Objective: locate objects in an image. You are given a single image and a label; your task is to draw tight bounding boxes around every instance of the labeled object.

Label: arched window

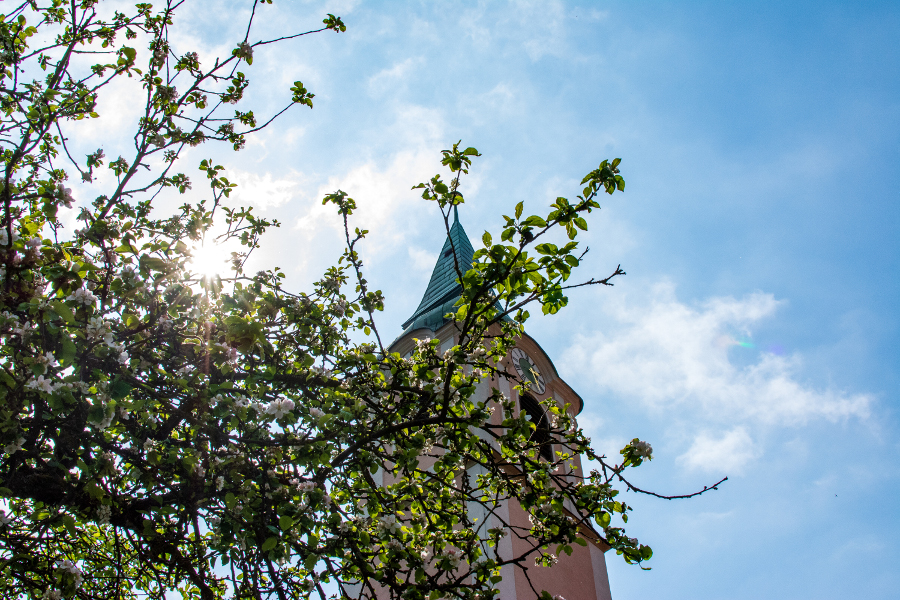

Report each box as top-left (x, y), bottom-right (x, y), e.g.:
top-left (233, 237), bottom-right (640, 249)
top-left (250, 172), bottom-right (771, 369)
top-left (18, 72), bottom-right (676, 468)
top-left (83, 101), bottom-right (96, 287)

top-left (519, 394), bottom-right (552, 461)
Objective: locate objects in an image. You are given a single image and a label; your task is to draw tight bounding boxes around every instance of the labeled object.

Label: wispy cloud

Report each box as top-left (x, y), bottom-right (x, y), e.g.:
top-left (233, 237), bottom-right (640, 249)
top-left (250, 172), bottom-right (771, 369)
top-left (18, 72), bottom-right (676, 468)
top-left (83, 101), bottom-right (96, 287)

top-left (677, 427), bottom-right (760, 474)
top-left (566, 281), bottom-right (871, 425)
top-left (228, 169), bottom-right (308, 210)
top-left (563, 280), bottom-right (873, 473)
top-left (368, 58), bottom-right (421, 97)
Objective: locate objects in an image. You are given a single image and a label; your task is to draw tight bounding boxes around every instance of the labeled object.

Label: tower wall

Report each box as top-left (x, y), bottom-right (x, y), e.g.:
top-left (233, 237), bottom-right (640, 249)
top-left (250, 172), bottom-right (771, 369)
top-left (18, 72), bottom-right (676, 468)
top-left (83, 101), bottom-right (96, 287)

top-left (388, 322), bottom-right (613, 600)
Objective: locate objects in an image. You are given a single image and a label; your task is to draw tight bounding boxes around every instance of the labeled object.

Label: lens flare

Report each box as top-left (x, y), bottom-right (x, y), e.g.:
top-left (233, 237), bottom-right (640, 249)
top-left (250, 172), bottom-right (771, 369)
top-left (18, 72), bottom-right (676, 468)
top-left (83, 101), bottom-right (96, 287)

top-left (188, 242), bottom-right (227, 279)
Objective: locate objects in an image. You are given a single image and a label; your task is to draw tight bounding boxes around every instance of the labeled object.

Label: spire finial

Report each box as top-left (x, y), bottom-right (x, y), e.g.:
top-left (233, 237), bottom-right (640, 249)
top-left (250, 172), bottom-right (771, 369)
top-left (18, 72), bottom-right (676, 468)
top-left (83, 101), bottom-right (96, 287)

top-left (453, 205), bottom-right (459, 223)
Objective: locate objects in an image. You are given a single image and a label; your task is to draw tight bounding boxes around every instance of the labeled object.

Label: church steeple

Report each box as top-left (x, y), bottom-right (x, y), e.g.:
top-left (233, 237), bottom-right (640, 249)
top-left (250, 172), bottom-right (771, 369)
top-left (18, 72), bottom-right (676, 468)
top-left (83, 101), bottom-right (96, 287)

top-left (401, 209), bottom-right (474, 333)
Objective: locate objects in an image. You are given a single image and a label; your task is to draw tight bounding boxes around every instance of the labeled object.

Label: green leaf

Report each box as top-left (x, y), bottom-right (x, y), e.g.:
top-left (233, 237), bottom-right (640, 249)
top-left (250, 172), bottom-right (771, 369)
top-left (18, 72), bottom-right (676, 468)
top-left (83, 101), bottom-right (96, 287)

top-left (515, 201), bottom-right (523, 219)
top-left (109, 378), bottom-right (132, 401)
top-left (482, 231), bottom-right (491, 247)
top-left (59, 335), bottom-right (76, 365)
top-left (62, 514), bottom-right (77, 536)
top-left (523, 215), bottom-right (547, 228)
top-left (279, 515), bottom-right (293, 530)
top-left (261, 536), bottom-right (278, 552)
top-left (51, 300), bottom-right (74, 323)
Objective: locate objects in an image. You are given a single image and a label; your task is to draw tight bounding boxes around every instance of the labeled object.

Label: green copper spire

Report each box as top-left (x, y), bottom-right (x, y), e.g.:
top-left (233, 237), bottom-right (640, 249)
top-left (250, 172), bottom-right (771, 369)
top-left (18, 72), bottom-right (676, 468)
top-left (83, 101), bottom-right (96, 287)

top-left (401, 210), bottom-right (474, 332)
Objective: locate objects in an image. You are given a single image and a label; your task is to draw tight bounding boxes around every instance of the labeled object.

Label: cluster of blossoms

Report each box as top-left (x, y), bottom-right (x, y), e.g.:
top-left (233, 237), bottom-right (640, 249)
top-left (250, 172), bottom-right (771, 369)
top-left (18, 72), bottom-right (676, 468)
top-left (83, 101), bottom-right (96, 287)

top-left (632, 440), bottom-right (653, 459)
top-left (438, 547), bottom-right (463, 569)
top-left (378, 514), bottom-right (401, 535)
top-left (265, 398), bottom-right (295, 419)
top-left (96, 505), bottom-right (111, 525)
top-left (26, 376), bottom-right (56, 394)
top-left (295, 481), bottom-right (317, 493)
top-left (67, 287), bottom-right (98, 307)
top-left (235, 41), bottom-right (253, 62)
top-left (213, 341), bottom-right (238, 364)
top-left (158, 315), bottom-right (173, 330)
top-left (0, 228), bottom-right (20, 246)
top-left (57, 559), bottom-right (83, 587)
top-left (467, 345), bottom-right (487, 361)
top-left (9, 318), bottom-right (34, 338)
top-left (308, 407), bottom-right (325, 419)
top-left (86, 316), bottom-right (112, 343)
top-left (56, 183), bottom-right (74, 208)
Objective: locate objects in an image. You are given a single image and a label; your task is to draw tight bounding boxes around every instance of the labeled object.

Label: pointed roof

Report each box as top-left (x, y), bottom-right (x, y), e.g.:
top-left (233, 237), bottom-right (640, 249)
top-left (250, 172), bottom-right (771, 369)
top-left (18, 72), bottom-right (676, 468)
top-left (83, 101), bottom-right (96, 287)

top-left (401, 208), bottom-right (475, 332)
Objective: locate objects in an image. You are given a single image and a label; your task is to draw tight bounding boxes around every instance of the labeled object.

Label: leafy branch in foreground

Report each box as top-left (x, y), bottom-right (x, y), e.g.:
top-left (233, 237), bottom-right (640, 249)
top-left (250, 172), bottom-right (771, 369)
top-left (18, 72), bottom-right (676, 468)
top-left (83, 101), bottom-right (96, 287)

top-left (0, 3), bottom-right (722, 600)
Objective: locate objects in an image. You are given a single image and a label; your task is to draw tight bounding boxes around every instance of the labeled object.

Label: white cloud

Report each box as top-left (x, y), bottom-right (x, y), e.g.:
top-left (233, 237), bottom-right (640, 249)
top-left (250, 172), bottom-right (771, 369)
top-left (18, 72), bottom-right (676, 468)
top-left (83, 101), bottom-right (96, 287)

top-left (368, 58), bottom-right (421, 97)
top-left (565, 281), bottom-right (872, 426)
top-left (294, 145), bottom-right (439, 255)
top-left (408, 247), bottom-right (437, 274)
top-left (293, 103), bottom-right (458, 255)
top-left (228, 169), bottom-right (307, 210)
top-left (678, 427), bottom-right (760, 474)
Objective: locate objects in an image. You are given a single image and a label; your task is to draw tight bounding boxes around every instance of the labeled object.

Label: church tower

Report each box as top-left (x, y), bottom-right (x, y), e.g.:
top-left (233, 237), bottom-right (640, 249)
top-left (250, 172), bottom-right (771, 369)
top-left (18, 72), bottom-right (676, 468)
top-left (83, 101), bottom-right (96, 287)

top-left (389, 211), bottom-right (614, 600)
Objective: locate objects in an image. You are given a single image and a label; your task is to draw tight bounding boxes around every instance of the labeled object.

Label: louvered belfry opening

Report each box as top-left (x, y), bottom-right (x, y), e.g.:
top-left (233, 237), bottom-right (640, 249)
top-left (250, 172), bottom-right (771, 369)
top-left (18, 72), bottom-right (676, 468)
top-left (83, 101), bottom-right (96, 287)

top-left (519, 394), bottom-right (552, 461)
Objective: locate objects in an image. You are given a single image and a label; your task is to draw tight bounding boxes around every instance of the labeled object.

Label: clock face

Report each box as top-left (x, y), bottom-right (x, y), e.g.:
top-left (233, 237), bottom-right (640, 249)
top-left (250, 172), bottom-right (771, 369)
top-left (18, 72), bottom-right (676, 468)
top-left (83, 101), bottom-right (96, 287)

top-left (510, 348), bottom-right (546, 394)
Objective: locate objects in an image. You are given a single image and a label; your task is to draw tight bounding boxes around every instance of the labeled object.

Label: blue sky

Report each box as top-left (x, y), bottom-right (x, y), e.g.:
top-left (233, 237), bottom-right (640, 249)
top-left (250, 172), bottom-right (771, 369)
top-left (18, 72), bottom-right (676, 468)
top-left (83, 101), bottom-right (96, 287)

top-left (65, 1), bottom-right (899, 598)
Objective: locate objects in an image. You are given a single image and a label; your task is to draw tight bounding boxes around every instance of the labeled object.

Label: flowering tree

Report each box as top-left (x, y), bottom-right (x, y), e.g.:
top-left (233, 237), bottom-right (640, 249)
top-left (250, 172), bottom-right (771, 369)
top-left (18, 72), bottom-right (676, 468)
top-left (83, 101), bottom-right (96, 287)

top-left (0, 2), bottom-right (726, 600)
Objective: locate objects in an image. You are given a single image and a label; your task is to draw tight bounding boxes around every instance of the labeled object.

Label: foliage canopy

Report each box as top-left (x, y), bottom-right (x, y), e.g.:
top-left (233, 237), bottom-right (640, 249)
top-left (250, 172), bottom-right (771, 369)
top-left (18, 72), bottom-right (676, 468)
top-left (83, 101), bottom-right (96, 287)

top-left (0, 2), bottom-right (722, 600)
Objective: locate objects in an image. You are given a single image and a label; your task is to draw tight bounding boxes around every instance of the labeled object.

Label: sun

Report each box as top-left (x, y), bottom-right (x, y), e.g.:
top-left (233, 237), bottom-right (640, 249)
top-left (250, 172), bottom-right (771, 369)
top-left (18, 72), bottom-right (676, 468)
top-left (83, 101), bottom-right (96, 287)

top-left (188, 241), bottom-right (228, 279)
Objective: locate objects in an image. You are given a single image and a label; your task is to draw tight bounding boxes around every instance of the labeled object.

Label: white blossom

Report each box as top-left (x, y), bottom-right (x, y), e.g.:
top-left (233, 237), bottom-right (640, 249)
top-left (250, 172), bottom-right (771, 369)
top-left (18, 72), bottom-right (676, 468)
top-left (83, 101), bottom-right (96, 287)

top-left (97, 504), bottom-right (112, 525)
top-left (632, 440), bottom-right (653, 459)
top-left (265, 398), bottom-right (295, 419)
top-left (378, 514), bottom-right (400, 534)
top-left (56, 183), bottom-right (74, 208)
top-left (235, 41), bottom-right (253, 61)
top-left (67, 287), bottom-right (97, 306)
top-left (216, 476), bottom-right (225, 491)
top-left (440, 547), bottom-right (462, 568)
top-left (0, 228), bottom-right (19, 246)
top-left (88, 409), bottom-right (114, 430)
top-left (26, 376), bottom-right (55, 394)
top-left (12, 321), bottom-right (34, 337)
top-left (86, 316), bottom-right (111, 339)
top-left (0, 510), bottom-right (11, 525)
top-left (308, 407), bottom-right (325, 419)
top-left (42, 590), bottom-right (62, 600)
